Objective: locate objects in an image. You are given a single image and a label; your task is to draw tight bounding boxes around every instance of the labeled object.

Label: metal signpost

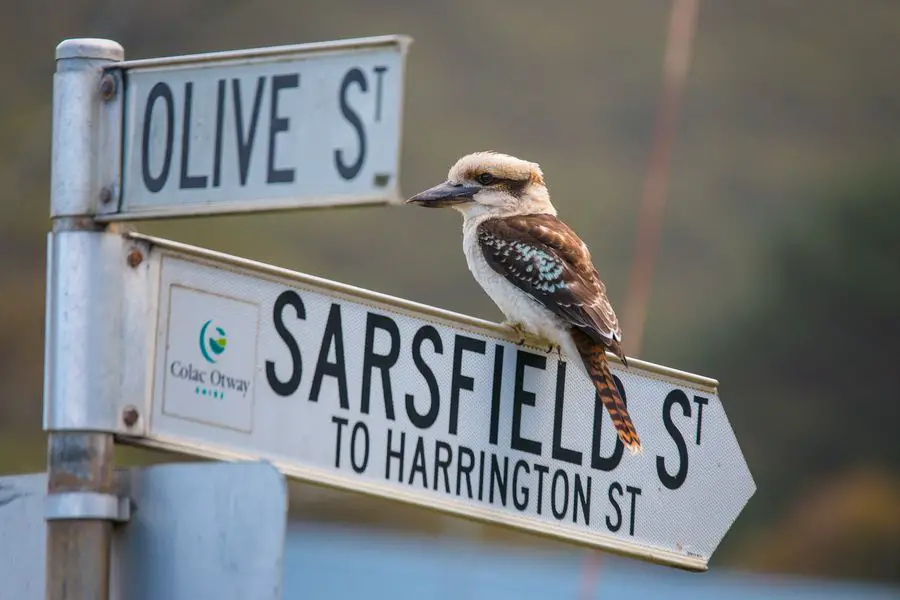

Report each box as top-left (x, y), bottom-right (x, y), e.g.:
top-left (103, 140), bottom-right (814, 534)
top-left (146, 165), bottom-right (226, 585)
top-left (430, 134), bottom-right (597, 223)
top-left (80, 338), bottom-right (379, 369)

top-left (35, 34), bottom-right (754, 600)
top-left (42, 35), bottom-right (409, 600)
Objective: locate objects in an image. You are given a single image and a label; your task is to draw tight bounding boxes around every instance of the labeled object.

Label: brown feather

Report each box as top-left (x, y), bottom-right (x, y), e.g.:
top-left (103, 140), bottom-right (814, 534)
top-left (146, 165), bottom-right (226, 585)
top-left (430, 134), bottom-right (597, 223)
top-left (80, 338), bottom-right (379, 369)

top-left (478, 215), bottom-right (624, 350)
top-left (572, 329), bottom-right (642, 455)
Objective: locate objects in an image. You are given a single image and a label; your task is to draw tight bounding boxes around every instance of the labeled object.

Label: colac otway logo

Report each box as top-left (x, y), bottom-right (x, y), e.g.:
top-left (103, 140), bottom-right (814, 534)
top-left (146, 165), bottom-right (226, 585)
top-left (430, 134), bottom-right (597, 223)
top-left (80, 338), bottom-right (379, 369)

top-left (168, 317), bottom-right (250, 400)
top-left (199, 319), bottom-right (228, 363)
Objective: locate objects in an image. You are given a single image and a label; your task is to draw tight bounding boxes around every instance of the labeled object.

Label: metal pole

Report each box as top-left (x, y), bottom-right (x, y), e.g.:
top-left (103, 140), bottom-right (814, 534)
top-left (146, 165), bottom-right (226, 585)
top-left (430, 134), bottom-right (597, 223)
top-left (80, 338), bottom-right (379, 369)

top-left (46, 435), bottom-right (116, 600)
top-left (45, 38), bottom-right (124, 600)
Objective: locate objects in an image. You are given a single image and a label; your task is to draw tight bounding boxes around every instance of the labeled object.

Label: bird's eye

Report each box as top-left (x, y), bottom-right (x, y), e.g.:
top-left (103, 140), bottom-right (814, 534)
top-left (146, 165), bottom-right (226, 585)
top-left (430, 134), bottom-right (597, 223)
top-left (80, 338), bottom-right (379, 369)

top-left (477, 173), bottom-right (495, 185)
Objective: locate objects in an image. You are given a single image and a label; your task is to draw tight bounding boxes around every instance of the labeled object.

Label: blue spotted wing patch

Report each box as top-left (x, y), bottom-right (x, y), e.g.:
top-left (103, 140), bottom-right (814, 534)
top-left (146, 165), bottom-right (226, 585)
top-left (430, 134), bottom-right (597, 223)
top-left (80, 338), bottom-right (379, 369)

top-left (479, 233), bottom-right (568, 293)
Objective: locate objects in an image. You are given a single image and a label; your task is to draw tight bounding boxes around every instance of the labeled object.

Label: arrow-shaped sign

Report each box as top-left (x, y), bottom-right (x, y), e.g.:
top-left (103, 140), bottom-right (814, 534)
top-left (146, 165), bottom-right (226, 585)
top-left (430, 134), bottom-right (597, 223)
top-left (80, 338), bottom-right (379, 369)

top-left (110, 232), bottom-right (755, 571)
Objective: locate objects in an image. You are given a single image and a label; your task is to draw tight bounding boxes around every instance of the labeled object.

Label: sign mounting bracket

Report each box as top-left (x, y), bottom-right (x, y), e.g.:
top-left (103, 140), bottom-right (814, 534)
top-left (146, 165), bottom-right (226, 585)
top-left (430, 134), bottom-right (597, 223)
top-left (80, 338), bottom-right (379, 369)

top-left (44, 491), bottom-right (132, 523)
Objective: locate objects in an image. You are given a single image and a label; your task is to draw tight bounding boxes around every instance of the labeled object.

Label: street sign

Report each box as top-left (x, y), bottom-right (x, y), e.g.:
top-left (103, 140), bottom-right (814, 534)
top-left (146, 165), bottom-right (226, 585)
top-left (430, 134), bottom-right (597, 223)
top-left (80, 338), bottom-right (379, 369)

top-left (115, 232), bottom-right (755, 571)
top-left (99, 36), bottom-right (409, 220)
top-left (0, 462), bottom-right (287, 600)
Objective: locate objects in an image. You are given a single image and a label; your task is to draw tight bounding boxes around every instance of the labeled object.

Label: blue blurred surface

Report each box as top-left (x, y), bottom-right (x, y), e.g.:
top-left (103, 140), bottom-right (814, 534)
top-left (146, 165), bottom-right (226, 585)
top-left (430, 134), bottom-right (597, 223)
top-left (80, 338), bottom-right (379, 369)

top-left (283, 523), bottom-right (900, 599)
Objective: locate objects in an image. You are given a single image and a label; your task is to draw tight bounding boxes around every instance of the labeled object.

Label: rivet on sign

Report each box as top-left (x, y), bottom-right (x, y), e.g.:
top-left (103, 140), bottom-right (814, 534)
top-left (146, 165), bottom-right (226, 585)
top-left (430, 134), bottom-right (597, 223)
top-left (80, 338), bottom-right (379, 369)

top-left (99, 74), bottom-right (117, 101)
top-left (122, 406), bottom-right (139, 427)
top-left (126, 248), bottom-right (143, 268)
top-left (99, 187), bottom-right (113, 204)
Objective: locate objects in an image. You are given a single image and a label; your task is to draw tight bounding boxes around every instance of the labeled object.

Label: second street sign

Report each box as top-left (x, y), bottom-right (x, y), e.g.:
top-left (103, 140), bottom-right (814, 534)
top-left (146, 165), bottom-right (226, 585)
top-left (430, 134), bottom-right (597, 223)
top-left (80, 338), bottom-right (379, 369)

top-left (98, 36), bottom-right (410, 220)
top-left (117, 233), bottom-right (755, 571)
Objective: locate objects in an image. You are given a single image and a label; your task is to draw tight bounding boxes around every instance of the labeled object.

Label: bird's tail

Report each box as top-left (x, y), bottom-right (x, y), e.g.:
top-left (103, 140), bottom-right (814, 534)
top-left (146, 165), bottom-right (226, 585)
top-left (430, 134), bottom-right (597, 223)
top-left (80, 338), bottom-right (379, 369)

top-left (572, 330), bottom-right (642, 455)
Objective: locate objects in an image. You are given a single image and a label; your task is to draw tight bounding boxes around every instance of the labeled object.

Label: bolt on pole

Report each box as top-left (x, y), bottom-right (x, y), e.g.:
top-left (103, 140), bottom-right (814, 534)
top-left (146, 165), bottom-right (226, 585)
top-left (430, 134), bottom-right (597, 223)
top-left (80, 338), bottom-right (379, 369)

top-left (45, 38), bottom-right (124, 600)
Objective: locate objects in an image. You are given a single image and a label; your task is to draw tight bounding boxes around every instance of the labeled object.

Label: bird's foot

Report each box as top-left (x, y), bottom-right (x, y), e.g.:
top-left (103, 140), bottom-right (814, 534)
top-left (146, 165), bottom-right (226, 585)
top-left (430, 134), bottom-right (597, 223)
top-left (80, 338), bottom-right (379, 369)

top-left (545, 342), bottom-right (562, 357)
top-left (502, 321), bottom-right (528, 346)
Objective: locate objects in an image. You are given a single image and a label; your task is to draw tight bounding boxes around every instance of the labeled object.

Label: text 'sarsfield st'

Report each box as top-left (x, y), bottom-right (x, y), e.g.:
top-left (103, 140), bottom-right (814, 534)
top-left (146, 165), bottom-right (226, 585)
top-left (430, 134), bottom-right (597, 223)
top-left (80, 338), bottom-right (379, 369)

top-left (263, 289), bottom-right (708, 535)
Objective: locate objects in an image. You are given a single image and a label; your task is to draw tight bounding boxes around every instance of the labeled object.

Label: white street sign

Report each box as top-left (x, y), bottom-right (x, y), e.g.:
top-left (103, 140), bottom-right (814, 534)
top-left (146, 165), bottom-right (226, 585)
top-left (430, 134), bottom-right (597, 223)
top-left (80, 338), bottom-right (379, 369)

top-left (119, 233), bottom-right (755, 571)
top-left (103, 36), bottom-right (409, 220)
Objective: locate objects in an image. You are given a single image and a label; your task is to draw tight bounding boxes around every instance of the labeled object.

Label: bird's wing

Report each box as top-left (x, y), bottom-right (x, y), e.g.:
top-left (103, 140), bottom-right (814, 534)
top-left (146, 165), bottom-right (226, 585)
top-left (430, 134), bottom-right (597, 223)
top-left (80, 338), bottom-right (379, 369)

top-left (477, 214), bottom-right (625, 356)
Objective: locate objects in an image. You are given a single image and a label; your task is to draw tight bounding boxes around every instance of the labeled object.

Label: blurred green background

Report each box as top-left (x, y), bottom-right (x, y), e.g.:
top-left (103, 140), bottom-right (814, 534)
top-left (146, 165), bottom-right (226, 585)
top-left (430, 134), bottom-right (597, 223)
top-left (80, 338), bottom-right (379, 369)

top-left (1, 0), bottom-right (898, 587)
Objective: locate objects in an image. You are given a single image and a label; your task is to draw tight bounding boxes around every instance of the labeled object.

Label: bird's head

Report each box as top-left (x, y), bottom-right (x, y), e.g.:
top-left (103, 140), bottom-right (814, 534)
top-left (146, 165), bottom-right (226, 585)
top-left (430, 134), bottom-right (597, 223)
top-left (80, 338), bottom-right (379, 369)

top-left (406, 152), bottom-right (556, 219)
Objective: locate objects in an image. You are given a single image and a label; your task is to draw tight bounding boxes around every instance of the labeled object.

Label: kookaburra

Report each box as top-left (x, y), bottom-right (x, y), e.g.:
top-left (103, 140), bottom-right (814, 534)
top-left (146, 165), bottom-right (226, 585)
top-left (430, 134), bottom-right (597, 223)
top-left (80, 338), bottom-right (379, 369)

top-left (407, 151), bottom-right (642, 455)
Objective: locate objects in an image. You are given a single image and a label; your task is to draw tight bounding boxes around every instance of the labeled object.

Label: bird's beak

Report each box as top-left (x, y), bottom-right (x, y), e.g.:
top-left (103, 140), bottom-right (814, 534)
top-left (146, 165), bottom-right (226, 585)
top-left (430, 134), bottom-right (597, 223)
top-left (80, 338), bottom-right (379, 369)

top-left (406, 181), bottom-right (479, 208)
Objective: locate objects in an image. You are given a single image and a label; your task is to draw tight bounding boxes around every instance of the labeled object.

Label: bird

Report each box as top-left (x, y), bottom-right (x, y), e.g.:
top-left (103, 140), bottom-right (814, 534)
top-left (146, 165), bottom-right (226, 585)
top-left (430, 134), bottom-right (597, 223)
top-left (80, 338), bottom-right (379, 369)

top-left (406, 151), bottom-right (642, 455)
